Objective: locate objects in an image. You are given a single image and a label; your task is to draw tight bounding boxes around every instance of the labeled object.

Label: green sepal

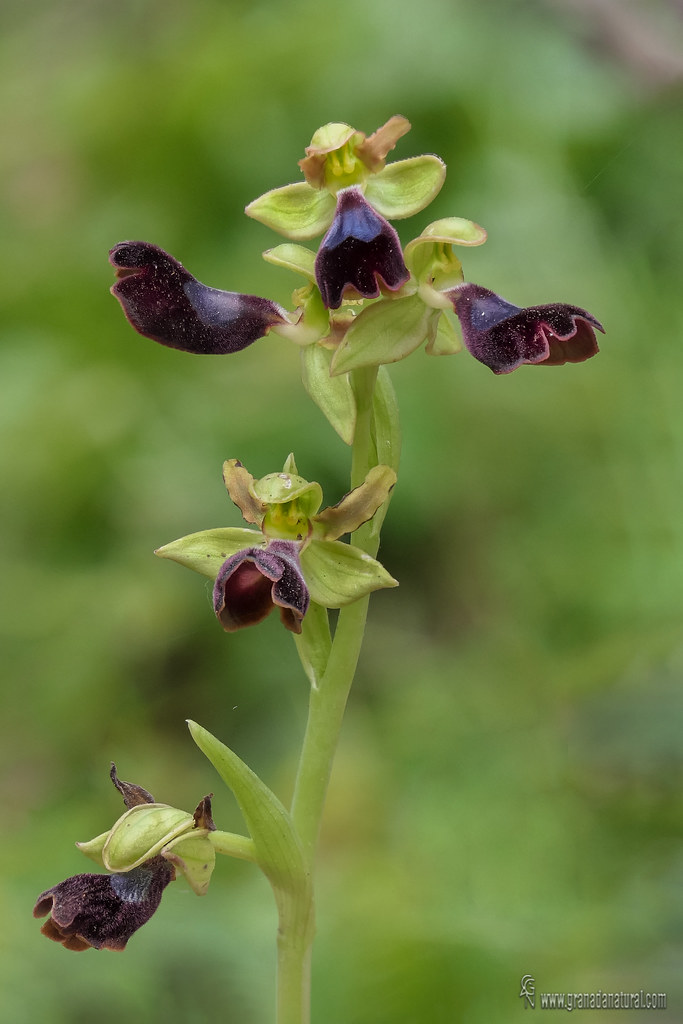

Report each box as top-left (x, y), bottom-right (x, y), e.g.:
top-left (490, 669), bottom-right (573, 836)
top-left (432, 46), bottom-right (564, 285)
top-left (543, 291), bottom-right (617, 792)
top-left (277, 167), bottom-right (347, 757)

top-left (425, 309), bottom-right (462, 356)
top-left (300, 539), bottom-right (398, 607)
top-left (293, 599), bottom-right (332, 690)
top-left (373, 367), bottom-right (402, 477)
top-left (313, 465), bottom-right (397, 541)
top-left (75, 830), bottom-right (109, 867)
top-left (155, 527), bottom-right (263, 580)
top-left (364, 155), bottom-right (446, 220)
top-left (187, 721), bottom-right (310, 905)
top-left (102, 804), bottom-right (194, 873)
top-left (262, 243), bottom-right (317, 282)
top-left (301, 343), bottom-right (356, 445)
top-left (330, 294), bottom-right (434, 375)
top-left (161, 830), bottom-right (216, 896)
top-left (245, 182), bottom-right (335, 241)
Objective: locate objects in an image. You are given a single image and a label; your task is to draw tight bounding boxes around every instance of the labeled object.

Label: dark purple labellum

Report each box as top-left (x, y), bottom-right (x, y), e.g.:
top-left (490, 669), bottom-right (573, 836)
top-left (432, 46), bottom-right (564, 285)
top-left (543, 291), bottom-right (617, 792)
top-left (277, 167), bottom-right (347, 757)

top-left (110, 241), bottom-right (287, 355)
top-left (448, 283), bottom-right (605, 374)
top-left (315, 187), bottom-right (409, 309)
top-left (213, 540), bottom-right (309, 634)
top-left (33, 857), bottom-right (174, 952)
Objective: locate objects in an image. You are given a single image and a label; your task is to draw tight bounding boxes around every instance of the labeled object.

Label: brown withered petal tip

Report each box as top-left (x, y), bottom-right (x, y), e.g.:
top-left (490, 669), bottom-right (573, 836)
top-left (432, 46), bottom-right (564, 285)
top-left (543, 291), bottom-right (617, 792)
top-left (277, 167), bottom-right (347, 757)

top-left (193, 794), bottom-right (216, 832)
top-left (110, 763), bottom-right (156, 808)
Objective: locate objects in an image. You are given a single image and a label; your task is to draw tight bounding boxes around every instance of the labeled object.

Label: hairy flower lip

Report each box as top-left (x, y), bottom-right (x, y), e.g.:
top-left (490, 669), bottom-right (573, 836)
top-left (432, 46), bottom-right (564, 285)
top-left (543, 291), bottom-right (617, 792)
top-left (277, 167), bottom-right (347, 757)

top-left (213, 539), bottom-right (309, 634)
top-left (315, 187), bottom-right (409, 310)
top-left (109, 241), bottom-right (288, 356)
top-left (448, 283), bottom-right (605, 374)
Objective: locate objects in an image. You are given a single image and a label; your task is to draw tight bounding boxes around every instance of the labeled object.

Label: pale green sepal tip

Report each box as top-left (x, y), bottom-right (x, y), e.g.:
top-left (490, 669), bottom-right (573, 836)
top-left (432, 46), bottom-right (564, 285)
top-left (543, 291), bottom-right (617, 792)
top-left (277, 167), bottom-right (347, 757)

top-left (364, 155), bottom-right (446, 220)
top-left (300, 344), bottom-right (356, 446)
top-left (418, 216), bottom-right (487, 245)
top-left (187, 721), bottom-right (308, 898)
top-left (330, 294), bottom-right (433, 375)
top-left (155, 527), bottom-right (263, 580)
top-left (76, 830), bottom-right (109, 867)
top-left (102, 804), bottom-right (194, 873)
top-left (300, 540), bottom-right (398, 608)
top-left (162, 831), bottom-right (216, 896)
top-left (262, 243), bottom-right (317, 282)
top-left (245, 183), bottom-right (335, 240)
top-left (426, 309), bottom-right (462, 355)
top-left (282, 452), bottom-right (298, 475)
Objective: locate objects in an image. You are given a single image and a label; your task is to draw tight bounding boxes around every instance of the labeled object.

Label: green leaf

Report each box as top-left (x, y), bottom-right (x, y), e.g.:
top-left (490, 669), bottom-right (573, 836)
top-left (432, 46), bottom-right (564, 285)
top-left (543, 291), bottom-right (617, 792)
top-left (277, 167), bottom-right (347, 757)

top-left (300, 343), bottom-right (356, 445)
top-left (293, 599), bottom-right (331, 690)
top-left (262, 243), bottom-right (317, 282)
top-left (300, 539), bottom-right (398, 607)
top-left (373, 367), bottom-right (402, 476)
top-left (364, 155), bottom-right (446, 219)
top-left (155, 527), bottom-right (262, 579)
top-left (245, 182), bottom-right (335, 241)
top-left (187, 721), bottom-right (309, 902)
top-left (330, 294), bottom-right (434, 375)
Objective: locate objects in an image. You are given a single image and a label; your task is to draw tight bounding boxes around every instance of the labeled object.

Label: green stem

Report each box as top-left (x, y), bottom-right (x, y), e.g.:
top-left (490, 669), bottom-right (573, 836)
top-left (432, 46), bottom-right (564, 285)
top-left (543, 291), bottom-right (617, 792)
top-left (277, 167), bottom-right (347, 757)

top-left (290, 592), bottom-right (372, 860)
top-left (209, 831), bottom-right (257, 862)
top-left (277, 927), bottom-right (312, 1024)
top-left (277, 364), bottom-right (399, 1023)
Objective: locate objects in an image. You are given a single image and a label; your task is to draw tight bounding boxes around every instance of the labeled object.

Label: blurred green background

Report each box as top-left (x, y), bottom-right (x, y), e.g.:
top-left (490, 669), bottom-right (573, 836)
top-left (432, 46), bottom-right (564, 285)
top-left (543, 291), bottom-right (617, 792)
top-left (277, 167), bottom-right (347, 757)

top-left (2, 0), bottom-right (683, 1020)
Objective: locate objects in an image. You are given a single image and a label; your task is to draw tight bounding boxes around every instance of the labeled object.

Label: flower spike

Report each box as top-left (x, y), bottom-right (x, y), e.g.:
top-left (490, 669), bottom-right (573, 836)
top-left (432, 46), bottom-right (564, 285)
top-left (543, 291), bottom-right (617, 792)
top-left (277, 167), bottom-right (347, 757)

top-left (315, 188), bottom-right (409, 310)
top-left (110, 242), bottom-right (288, 355)
top-left (448, 283), bottom-right (605, 375)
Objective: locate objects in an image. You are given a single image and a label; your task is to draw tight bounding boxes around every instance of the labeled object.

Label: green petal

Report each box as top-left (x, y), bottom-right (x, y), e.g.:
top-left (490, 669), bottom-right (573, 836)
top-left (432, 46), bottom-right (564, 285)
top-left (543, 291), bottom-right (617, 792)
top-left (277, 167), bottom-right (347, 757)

top-left (330, 294), bottom-right (435, 375)
top-left (262, 243), bottom-right (317, 282)
top-left (245, 183), bottom-right (336, 240)
top-left (301, 539), bottom-right (398, 607)
top-left (364, 155), bottom-right (446, 220)
top-left (313, 465), bottom-right (397, 541)
top-left (103, 804), bottom-right (194, 872)
top-left (162, 831), bottom-right (216, 896)
top-left (300, 343), bottom-right (356, 445)
top-left (155, 527), bottom-right (263, 579)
